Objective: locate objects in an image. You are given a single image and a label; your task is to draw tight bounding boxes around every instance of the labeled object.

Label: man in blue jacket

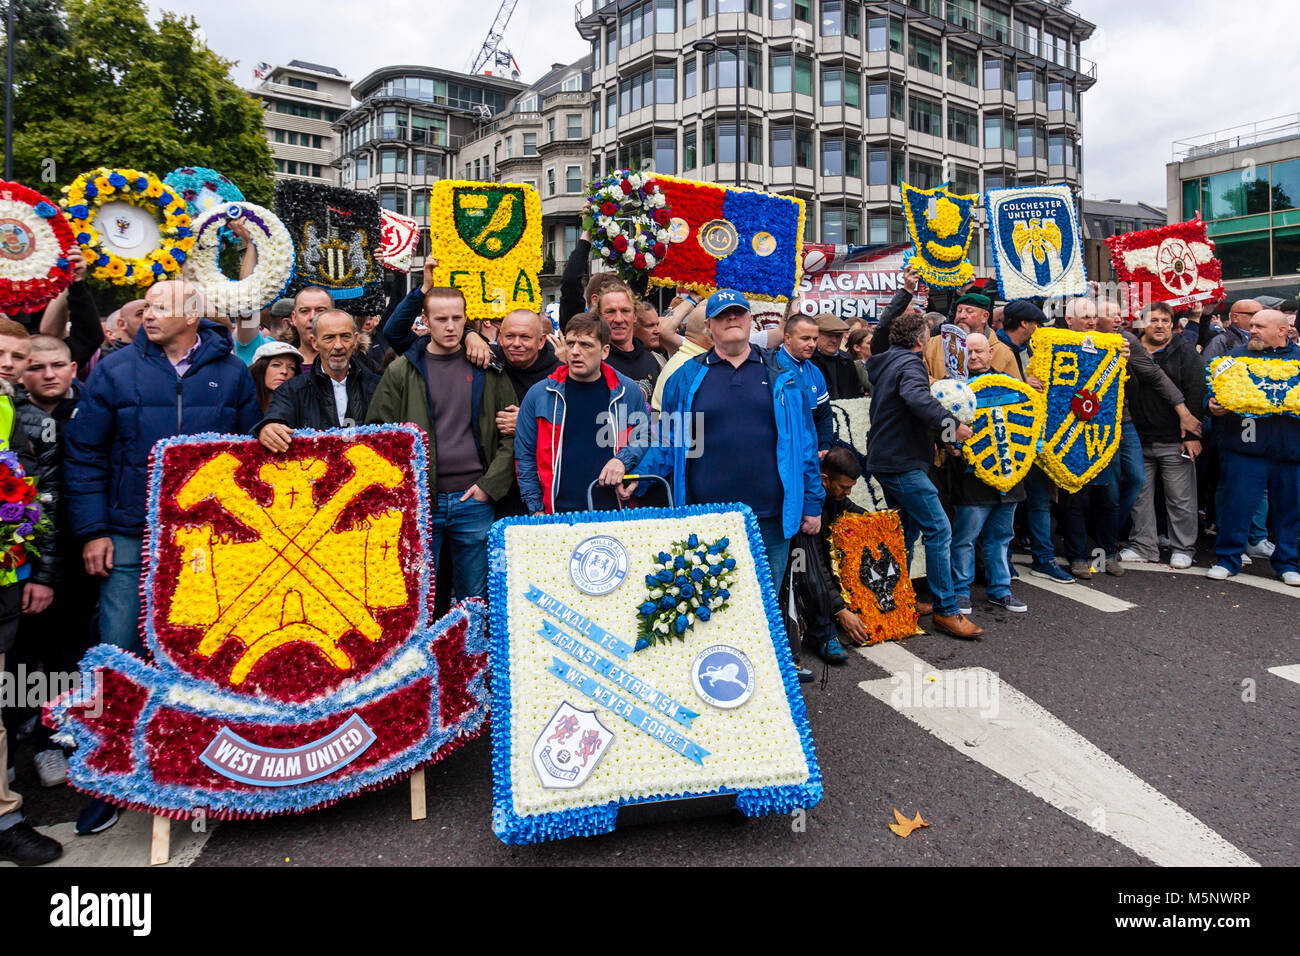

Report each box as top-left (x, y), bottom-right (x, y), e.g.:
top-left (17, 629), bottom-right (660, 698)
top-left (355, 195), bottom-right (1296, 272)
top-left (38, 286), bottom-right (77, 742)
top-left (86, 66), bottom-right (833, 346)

top-left (1206, 309), bottom-right (1300, 585)
top-left (639, 289), bottom-right (823, 593)
top-left (865, 311), bottom-right (982, 639)
top-left (66, 281), bottom-right (262, 651)
top-left (776, 313), bottom-right (832, 456)
top-left (515, 314), bottom-right (647, 514)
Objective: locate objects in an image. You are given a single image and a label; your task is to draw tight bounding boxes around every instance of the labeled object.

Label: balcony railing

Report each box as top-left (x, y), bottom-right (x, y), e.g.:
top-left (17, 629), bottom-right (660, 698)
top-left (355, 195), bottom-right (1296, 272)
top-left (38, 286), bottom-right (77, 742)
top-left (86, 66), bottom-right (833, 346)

top-left (1173, 113), bottom-right (1300, 161)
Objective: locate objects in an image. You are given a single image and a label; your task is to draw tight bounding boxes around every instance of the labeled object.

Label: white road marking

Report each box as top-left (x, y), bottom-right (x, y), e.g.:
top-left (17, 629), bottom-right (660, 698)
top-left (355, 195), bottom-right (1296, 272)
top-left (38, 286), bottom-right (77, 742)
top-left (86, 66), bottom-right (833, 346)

top-left (1267, 664), bottom-right (1300, 686)
top-left (1117, 560), bottom-right (1300, 598)
top-left (1010, 558), bottom-right (1136, 612)
top-left (857, 642), bottom-right (1258, 867)
top-left (0, 810), bottom-right (213, 868)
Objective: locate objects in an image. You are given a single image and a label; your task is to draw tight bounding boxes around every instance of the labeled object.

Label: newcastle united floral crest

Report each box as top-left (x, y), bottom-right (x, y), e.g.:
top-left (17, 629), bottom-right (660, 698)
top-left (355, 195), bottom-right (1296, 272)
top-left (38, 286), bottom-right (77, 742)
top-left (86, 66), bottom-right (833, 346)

top-left (961, 374), bottom-right (1046, 495)
top-left (276, 181), bottom-right (385, 314)
top-left (47, 427), bottom-right (489, 820)
top-left (900, 182), bottom-right (977, 288)
top-left (1028, 328), bottom-right (1127, 493)
top-left (985, 184), bottom-right (1087, 300)
top-left (427, 179), bottom-right (542, 321)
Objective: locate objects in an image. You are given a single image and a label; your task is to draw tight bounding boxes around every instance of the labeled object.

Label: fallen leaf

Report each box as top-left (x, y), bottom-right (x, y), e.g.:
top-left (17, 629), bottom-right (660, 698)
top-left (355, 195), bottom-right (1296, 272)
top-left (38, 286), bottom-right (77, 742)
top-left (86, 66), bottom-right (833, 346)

top-left (888, 807), bottom-right (930, 837)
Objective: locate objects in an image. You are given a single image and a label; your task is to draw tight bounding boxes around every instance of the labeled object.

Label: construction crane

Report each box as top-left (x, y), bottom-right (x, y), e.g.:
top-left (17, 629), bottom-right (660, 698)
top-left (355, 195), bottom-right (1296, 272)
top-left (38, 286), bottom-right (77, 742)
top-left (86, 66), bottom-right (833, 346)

top-left (468, 0), bottom-right (521, 79)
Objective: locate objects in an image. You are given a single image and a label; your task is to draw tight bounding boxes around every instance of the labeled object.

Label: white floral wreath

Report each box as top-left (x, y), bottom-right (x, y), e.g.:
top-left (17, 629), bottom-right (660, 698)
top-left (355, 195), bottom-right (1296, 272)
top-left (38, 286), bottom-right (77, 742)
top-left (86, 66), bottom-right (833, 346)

top-left (185, 202), bottom-right (295, 317)
top-left (584, 170), bottom-right (672, 283)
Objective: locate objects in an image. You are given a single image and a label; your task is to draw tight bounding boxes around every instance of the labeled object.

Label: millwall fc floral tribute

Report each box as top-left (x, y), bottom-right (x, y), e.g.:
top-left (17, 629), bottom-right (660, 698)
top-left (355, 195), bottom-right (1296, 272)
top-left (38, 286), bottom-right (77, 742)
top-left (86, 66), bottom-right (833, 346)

top-left (427, 179), bottom-right (542, 321)
top-left (47, 427), bottom-right (488, 820)
top-left (582, 169), bottom-right (671, 285)
top-left (1208, 355), bottom-right (1300, 418)
top-left (61, 167), bottom-right (194, 288)
top-left (488, 505), bottom-right (822, 844)
top-left (1028, 328), bottom-right (1127, 493)
top-left (635, 533), bottom-right (738, 646)
top-left (0, 180), bottom-right (77, 314)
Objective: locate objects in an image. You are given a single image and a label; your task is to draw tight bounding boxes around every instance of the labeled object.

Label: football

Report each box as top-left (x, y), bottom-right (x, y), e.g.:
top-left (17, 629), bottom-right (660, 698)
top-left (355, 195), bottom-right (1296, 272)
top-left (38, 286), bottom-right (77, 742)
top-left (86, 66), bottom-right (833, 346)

top-left (930, 379), bottom-right (978, 424)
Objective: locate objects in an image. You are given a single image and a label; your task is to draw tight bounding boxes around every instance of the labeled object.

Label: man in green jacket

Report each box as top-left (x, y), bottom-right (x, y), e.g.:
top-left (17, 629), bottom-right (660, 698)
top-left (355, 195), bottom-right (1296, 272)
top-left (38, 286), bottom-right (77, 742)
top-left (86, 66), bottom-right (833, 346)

top-left (366, 287), bottom-right (515, 600)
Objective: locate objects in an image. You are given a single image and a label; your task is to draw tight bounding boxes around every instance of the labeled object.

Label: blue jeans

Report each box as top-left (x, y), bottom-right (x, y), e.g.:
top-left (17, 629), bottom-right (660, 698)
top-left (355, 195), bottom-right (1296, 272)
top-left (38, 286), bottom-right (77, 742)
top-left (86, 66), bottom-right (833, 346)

top-left (875, 469), bottom-right (957, 617)
top-left (429, 494), bottom-right (495, 601)
top-left (1215, 449), bottom-right (1268, 545)
top-left (1107, 426), bottom-right (1146, 532)
top-left (757, 515), bottom-right (791, 594)
top-left (98, 534), bottom-right (143, 653)
top-left (1215, 452), bottom-right (1300, 574)
top-left (1022, 467), bottom-right (1057, 566)
top-left (952, 502), bottom-right (1018, 601)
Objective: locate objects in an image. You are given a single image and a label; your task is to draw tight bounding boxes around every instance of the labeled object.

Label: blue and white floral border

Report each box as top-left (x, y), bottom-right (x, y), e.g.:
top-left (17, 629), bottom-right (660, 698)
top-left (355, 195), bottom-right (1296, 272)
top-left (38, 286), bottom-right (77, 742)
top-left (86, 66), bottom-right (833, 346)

top-left (487, 502), bottom-right (823, 845)
top-left (984, 183), bottom-right (1088, 301)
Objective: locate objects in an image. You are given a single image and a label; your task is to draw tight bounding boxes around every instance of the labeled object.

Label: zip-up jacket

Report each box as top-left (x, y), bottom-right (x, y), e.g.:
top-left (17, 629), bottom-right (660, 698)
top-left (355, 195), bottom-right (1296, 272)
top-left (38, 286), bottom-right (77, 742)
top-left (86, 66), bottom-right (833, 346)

top-left (364, 336), bottom-right (517, 501)
top-left (253, 356), bottom-right (380, 435)
top-left (639, 346), bottom-right (823, 538)
top-left (776, 346), bottom-right (832, 451)
top-left (65, 321), bottom-right (261, 540)
top-left (864, 346), bottom-right (957, 475)
top-left (514, 363), bottom-right (649, 513)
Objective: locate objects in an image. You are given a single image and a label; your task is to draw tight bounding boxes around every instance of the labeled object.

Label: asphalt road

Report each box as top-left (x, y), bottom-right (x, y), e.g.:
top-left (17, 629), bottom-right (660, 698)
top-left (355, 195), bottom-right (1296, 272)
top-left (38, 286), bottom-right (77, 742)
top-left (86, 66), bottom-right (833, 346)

top-left (8, 550), bottom-right (1299, 868)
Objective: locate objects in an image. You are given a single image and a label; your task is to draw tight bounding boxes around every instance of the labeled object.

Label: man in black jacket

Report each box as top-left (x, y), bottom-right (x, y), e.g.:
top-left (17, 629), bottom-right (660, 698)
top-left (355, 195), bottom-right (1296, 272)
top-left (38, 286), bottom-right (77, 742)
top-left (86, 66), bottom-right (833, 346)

top-left (254, 310), bottom-right (380, 450)
top-left (492, 308), bottom-right (561, 517)
top-left (1122, 302), bottom-right (1206, 568)
top-left (865, 312), bottom-right (981, 639)
top-left (811, 314), bottom-right (866, 399)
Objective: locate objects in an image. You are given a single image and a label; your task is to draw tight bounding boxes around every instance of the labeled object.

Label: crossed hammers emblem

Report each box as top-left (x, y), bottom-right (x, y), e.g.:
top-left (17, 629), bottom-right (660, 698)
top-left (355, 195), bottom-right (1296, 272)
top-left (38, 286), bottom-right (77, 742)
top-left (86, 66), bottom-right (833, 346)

top-left (172, 445), bottom-right (406, 685)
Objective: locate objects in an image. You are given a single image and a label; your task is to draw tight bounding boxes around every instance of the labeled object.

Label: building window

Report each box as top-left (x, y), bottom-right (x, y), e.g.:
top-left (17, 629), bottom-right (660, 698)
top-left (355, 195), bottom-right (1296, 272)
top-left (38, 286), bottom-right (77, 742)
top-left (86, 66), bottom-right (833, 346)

top-left (592, 101), bottom-right (601, 134)
top-left (704, 47), bottom-right (760, 92)
top-left (821, 69), bottom-right (859, 108)
top-left (947, 105), bottom-right (978, 147)
top-left (286, 76), bottom-right (318, 91)
top-left (1218, 231), bottom-right (1271, 280)
top-left (821, 137), bottom-right (860, 178)
top-left (607, 95), bottom-right (617, 127)
top-left (379, 187), bottom-right (406, 215)
top-left (867, 148), bottom-right (896, 186)
top-left (356, 155), bottom-right (368, 179)
top-left (946, 0), bottom-right (975, 28)
top-left (1048, 81), bottom-right (1066, 112)
top-left (654, 136), bottom-right (676, 173)
top-left (1017, 70), bottom-right (1034, 101)
top-left (947, 45), bottom-right (977, 86)
top-left (706, 121), bottom-right (759, 164)
top-left (982, 5), bottom-right (1009, 43)
top-left (908, 158), bottom-right (941, 190)
top-left (473, 159), bottom-right (481, 179)
top-left (1017, 125), bottom-right (1034, 158)
top-left (606, 26), bottom-right (617, 62)
top-left (656, 0), bottom-right (675, 31)
top-left (592, 37), bottom-right (600, 71)
top-left (867, 16), bottom-right (903, 52)
top-left (952, 164), bottom-right (978, 196)
top-left (547, 117), bottom-right (556, 142)
top-left (380, 150), bottom-right (406, 174)
top-left (523, 133), bottom-right (537, 156)
top-left (821, 0), bottom-right (858, 36)
top-left (567, 113), bottom-right (583, 138)
top-left (411, 191), bottom-right (428, 217)
top-left (985, 115), bottom-right (1014, 151)
top-left (771, 125), bottom-right (792, 167)
top-left (546, 168), bottom-right (556, 196)
top-left (867, 82), bottom-right (903, 121)
top-left (684, 128), bottom-right (697, 169)
top-left (770, 52), bottom-right (812, 95)
top-left (566, 164), bottom-right (583, 192)
top-left (908, 95), bottom-right (941, 136)
top-left (414, 152), bottom-right (433, 176)
top-left (907, 31), bottom-right (941, 75)
top-left (655, 66), bottom-right (675, 105)
top-left (684, 57), bottom-right (697, 98)
top-left (684, 0), bottom-right (697, 27)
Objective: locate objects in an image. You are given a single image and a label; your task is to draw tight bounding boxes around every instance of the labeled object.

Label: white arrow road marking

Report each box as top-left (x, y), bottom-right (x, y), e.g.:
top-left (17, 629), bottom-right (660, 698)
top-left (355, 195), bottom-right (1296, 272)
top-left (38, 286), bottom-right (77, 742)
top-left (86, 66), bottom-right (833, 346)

top-left (857, 641), bottom-right (1257, 867)
top-left (1117, 560), bottom-right (1300, 598)
top-left (0, 810), bottom-right (213, 868)
top-left (1267, 664), bottom-right (1300, 686)
top-left (1010, 558), bottom-right (1136, 612)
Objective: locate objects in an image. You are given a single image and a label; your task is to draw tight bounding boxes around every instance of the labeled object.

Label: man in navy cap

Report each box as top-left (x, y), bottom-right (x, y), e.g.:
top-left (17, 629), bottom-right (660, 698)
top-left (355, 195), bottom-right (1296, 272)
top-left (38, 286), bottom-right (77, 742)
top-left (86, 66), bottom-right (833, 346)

top-left (642, 289), bottom-right (823, 597)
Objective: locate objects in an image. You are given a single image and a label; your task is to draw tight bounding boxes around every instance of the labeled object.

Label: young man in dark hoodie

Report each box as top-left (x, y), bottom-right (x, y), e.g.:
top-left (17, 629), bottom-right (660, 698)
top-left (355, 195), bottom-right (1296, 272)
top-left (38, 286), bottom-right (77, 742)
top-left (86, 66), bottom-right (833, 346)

top-left (865, 311), bottom-right (982, 639)
top-left (596, 281), bottom-right (660, 404)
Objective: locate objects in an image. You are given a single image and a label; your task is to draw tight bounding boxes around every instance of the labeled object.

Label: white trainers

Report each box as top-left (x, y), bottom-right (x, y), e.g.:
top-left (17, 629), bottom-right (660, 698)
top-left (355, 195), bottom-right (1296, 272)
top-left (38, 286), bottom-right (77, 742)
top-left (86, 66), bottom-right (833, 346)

top-left (1240, 553), bottom-right (1253, 566)
top-left (34, 749), bottom-right (68, 788)
top-left (1118, 548), bottom-right (1151, 563)
top-left (1247, 539), bottom-right (1276, 559)
top-left (1282, 571), bottom-right (1300, 587)
top-left (1169, 552), bottom-right (1194, 570)
top-left (1206, 565), bottom-right (1233, 580)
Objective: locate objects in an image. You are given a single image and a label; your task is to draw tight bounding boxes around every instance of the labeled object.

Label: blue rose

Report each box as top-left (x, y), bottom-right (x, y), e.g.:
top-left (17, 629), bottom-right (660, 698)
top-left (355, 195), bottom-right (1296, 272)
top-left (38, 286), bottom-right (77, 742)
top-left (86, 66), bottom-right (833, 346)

top-left (687, 534), bottom-right (699, 548)
top-left (673, 555), bottom-right (688, 569)
top-left (708, 564), bottom-right (723, 577)
top-left (719, 588), bottom-right (731, 600)
top-left (696, 606), bottom-right (711, 622)
top-left (107, 172), bottom-right (127, 188)
top-left (95, 254), bottom-right (109, 266)
top-left (16, 522), bottom-right (32, 536)
top-left (639, 601), bottom-right (658, 616)
top-left (723, 558), bottom-right (736, 570)
top-left (152, 262), bottom-right (165, 274)
top-left (674, 575), bottom-right (687, 588)
top-left (56, 257), bottom-right (69, 270)
top-left (83, 184), bottom-right (97, 199)
top-left (679, 583), bottom-right (694, 599)
top-left (696, 551), bottom-right (708, 563)
top-left (656, 568), bottom-right (673, 583)
top-left (659, 595), bottom-right (675, 609)
top-left (710, 537), bottom-right (729, 553)
top-left (124, 265), bottom-right (133, 275)
top-left (175, 227), bottom-right (191, 238)
top-left (135, 177), bottom-right (148, 191)
top-left (34, 201), bottom-right (56, 218)
top-left (69, 204), bottom-right (89, 219)
top-left (171, 249), bottom-right (186, 263)
top-left (155, 195), bottom-right (169, 206)
top-left (674, 614), bottom-right (689, 634)
top-left (77, 232), bottom-right (91, 244)
top-left (689, 567), bottom-right (704, 581)
top-left (645, 574), bottom-right (659, 588)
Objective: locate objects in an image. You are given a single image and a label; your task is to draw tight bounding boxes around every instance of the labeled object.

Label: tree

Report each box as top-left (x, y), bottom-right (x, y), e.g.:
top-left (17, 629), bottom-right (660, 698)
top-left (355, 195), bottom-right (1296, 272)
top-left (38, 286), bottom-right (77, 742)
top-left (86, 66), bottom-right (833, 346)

top-left (3, 0), bottom-right (273, 205)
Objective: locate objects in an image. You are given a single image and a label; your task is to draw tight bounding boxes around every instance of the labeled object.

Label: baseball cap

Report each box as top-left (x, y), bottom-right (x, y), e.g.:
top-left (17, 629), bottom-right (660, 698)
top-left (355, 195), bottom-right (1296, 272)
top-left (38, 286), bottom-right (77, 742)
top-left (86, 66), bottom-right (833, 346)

top-left (251, 340), bottom-right (304, 365)
top-left (270, 298), bottom-right (295, 318)
top-left (815, 314), bottom-right (850, 333)
top-left (705, 289), bottom-right (751, 319)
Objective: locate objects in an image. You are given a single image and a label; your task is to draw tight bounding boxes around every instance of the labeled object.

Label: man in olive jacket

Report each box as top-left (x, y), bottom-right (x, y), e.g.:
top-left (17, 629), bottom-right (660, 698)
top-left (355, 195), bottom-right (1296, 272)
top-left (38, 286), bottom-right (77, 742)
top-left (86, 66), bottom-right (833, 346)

top-left (365, 287), bottom-right (515, 601)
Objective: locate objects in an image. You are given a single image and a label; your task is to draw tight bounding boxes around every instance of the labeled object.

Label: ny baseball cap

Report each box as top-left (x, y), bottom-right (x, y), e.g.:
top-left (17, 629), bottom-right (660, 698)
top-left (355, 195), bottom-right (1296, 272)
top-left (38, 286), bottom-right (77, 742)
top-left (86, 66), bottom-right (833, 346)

top-left (705, 289), bottom-right (751, 319)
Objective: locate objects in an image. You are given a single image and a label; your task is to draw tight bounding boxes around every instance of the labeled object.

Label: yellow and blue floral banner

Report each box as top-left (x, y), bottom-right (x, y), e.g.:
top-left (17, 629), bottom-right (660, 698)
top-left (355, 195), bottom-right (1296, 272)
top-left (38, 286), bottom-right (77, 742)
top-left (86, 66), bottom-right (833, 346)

top-left (962, 374), bottom-right (1046, 494)
top-left (1027, 329), bottom-right (1127, 493)
top-left (901, 182), bottom-right (977, 288)
top-left (1208, 355), bottom-right (1300, 418)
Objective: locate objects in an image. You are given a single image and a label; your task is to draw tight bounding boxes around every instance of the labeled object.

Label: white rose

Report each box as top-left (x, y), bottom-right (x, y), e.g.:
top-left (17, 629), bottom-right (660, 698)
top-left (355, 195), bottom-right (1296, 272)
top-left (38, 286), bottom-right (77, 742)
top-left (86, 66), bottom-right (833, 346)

top-left (649, 589), bottom-right (663, 599)
top-left (606, 221), bottom-right (621, 237)
top-left (644, 254), bottom-right (656, 269)
top-left (623, 250), bottom-right (635, 263)
top-left (677, 602), bottom-right (688, 613)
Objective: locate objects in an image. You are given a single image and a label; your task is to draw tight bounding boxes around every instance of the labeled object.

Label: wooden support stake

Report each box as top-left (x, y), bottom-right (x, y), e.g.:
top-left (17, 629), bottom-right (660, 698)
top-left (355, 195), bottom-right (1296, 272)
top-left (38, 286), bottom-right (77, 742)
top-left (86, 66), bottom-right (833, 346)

top-left (150, 814), bottom-right (171, 866)
top-left (409, 768), bottom-right (426, 821)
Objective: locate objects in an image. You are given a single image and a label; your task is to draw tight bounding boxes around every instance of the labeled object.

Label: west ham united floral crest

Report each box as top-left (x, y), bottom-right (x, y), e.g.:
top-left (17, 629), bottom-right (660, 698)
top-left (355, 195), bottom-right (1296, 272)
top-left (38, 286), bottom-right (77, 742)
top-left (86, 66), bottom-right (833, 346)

top-left (48, 427), bottom-right (489, 820)
top-left (1028, 329), bottom-right (1127, 493)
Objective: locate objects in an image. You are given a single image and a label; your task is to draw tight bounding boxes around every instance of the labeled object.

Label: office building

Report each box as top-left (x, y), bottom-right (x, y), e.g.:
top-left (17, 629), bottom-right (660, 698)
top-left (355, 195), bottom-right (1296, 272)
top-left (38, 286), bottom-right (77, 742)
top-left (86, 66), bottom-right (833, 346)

top-left (252, 61), bottom-right (353, 186)
top-left (1081, 198), bottom-right (1165, 285)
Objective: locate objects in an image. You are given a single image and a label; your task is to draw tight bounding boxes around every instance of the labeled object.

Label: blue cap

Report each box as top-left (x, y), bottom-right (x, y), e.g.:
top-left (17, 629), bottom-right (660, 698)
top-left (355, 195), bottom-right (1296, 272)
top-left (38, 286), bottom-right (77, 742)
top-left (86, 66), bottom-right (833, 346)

top-left (705, 289), bottom-right (751, 319)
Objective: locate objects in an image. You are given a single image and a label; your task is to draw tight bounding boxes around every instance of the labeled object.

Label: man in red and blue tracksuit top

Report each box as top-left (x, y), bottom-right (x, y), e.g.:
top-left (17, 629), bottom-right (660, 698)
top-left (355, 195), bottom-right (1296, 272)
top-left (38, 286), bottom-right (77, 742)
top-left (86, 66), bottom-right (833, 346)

top-left (515, 313), bottom-right (649, 514)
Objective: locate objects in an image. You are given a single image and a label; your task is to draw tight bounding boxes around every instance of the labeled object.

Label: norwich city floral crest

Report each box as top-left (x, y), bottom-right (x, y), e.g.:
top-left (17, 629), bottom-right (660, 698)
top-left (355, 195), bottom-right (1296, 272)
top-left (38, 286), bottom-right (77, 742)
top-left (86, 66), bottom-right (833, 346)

top-left (1027, 329), bottom-right (1126, 493)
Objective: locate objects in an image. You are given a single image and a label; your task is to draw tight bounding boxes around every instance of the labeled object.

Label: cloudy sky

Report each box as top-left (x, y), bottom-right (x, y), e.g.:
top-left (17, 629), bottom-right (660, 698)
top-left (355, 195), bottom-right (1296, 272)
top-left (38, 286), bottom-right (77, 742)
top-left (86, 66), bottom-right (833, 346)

top-left (155, 0), bottom-right (1297, 208)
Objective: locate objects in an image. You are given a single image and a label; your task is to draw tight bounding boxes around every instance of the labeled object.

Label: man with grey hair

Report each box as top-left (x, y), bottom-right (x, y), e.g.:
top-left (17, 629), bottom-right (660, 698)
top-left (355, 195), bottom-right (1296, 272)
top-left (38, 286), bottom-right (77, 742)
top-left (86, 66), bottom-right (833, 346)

top-left (254, 308), bottom-right (380, 451)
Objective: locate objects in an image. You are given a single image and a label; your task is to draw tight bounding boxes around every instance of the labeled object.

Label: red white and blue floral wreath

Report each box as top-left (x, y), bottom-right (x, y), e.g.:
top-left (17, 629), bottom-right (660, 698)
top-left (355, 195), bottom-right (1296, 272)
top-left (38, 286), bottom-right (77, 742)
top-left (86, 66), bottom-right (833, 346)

top-left (582, 169), bottom-right (672, 285)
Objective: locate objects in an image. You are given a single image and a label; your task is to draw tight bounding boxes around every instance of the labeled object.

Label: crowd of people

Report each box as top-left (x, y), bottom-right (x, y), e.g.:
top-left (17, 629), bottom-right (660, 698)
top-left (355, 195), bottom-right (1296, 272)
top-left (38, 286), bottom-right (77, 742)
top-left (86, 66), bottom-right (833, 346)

top-left (0, 227), bottom-right (1297, 867)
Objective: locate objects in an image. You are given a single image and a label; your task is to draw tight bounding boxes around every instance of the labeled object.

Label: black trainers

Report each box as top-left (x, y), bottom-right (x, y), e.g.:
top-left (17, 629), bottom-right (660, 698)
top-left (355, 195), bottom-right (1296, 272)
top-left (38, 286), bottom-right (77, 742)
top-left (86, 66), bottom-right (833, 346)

top-left (75, 798), bottom-right (119, 836)
top-left (795, 664), bottom-right (814, 683)
top-left (0, 821), bottom-right (63, 865)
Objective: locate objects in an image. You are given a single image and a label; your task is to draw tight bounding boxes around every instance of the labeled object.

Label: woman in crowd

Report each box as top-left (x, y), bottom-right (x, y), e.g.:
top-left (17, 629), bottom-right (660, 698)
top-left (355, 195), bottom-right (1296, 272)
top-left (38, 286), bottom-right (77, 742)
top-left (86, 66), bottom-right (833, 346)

top-left (848, 326), bottom-right (872, 395)
top-left (249, 340), bottom-right (303, 413)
